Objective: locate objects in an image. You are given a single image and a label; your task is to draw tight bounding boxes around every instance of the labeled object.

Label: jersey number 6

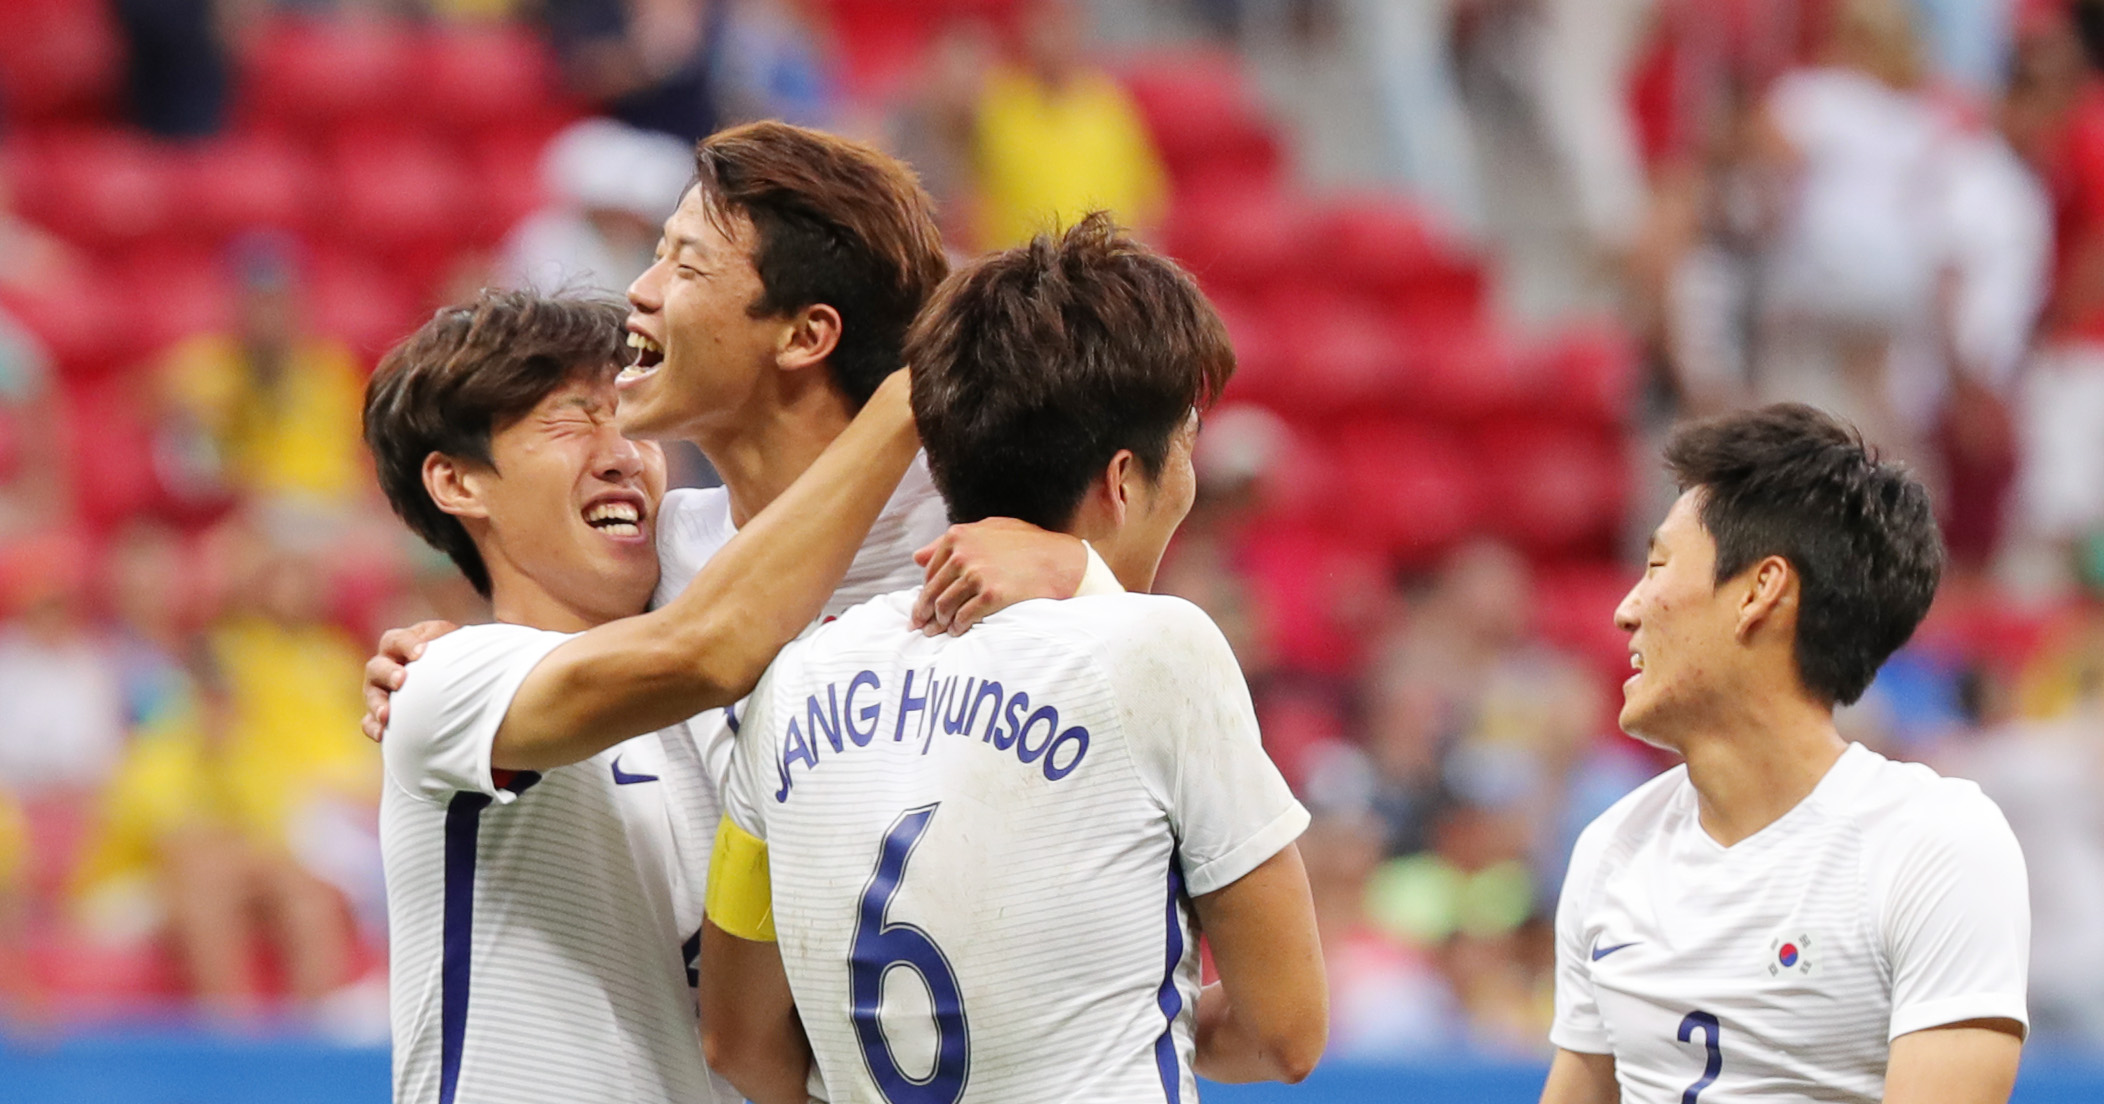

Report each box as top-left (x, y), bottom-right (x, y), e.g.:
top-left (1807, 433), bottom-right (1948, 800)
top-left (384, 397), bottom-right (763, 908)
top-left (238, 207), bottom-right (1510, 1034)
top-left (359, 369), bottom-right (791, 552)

top-left (852, 804), bottom-right (971, 1104)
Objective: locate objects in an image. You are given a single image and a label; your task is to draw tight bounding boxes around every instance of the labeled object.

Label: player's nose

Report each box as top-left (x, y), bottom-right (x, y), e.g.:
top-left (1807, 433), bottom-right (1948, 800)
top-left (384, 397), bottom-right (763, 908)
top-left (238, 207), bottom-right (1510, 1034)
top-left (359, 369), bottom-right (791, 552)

top-left (1613, 583), bottom-right (1640, 634)
top-left (595, 431), bottom-right (647, 484)
top-left (627, 260), bottom-right (663, 313)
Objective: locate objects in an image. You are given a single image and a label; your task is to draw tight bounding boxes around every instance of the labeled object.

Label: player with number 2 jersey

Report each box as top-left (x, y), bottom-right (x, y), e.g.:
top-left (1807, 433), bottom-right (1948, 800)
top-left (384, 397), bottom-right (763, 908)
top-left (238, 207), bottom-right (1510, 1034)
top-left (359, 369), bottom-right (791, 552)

top-left (1541, 405), bottom-right (2029, 1104)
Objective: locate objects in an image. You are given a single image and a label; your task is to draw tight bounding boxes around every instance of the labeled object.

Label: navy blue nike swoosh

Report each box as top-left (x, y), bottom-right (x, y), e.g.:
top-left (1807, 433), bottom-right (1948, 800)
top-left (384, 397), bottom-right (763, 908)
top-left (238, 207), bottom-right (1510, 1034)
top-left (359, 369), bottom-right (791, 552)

top-left (611, 757), bottom-right (660, 785)
top-left (1591, 941), bottom-right (1640, 960)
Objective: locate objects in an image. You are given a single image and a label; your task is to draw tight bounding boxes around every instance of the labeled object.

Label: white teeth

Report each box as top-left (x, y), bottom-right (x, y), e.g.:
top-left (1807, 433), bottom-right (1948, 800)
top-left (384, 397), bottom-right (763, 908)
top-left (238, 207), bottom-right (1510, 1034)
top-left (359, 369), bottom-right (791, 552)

top-left (625, 332), bottom-right (662, 354)
top-left (586, 501), bottom-right (642, 527)
top-left (1630, 654), bottom-right (1644, 671)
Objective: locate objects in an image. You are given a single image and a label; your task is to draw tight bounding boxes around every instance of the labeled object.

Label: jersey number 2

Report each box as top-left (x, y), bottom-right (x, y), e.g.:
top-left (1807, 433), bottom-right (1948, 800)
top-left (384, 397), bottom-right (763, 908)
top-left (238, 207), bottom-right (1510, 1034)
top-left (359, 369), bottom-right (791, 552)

top-left (852, 804), bottom-right (970, 1104)
top-left (1677, 1011), bottom-right (1722, 1104)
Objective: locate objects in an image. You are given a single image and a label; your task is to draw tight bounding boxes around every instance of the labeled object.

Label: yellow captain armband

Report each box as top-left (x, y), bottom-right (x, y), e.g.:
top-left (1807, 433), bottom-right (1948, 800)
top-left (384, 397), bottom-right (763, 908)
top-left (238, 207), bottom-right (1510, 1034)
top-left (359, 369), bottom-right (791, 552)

top-left (706, 816), bottom-right (777, 942)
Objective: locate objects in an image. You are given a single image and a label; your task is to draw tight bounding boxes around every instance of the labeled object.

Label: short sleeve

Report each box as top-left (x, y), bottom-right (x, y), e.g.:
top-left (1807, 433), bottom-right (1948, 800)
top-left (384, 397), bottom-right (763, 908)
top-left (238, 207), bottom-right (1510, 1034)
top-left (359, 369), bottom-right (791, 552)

top-left (651, 487), bottom-right (731, 610)
top-left (1548, 821), bottom-right (1614, 1054)
top-left (1879, 787), bottom-right (2032, 1040)
top-left (1111, 598), bottom-right (1308, 897)
top-left (382, 625), bottom-right (573, 804)
top-left (718, 666), bottom-right (781, 841)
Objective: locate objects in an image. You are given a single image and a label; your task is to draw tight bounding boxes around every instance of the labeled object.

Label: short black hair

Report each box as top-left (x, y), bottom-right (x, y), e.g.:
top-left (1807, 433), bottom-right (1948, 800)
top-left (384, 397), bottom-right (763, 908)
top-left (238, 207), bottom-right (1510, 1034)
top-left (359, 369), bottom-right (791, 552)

top-left (363, 290), bottom-right (629, 597)
top-left (1664, 403), bottom-right (1943, 706)
top-left (908, 212), bottom-right (1234, 528)
top-left (693, 121), bottom-right (949, 409)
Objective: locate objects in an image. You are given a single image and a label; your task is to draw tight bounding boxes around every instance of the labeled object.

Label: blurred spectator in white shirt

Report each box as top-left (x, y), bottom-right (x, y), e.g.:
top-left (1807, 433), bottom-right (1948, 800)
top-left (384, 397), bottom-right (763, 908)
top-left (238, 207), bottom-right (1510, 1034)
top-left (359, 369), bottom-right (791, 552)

top-left (1756, 0), bottom-right (1948, 460)
top-left (0, 534), bottom-right (125, 799)
top-left (496, 118), bottom-right (697, 297)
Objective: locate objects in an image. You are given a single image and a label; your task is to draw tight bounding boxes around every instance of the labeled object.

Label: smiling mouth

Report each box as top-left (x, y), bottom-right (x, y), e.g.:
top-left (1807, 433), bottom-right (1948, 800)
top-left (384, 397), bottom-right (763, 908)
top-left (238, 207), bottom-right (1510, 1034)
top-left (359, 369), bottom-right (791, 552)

top-left (620, 332), bottom-right (664, 382)
top-left (585, 500), bottom-right (643, 538)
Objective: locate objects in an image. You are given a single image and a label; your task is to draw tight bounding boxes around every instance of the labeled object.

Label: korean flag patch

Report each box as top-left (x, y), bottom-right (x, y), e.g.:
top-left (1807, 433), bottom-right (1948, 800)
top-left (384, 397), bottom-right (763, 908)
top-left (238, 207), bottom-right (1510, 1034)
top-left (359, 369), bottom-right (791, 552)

top-left (1767, 929), bottom-right (1822, 978)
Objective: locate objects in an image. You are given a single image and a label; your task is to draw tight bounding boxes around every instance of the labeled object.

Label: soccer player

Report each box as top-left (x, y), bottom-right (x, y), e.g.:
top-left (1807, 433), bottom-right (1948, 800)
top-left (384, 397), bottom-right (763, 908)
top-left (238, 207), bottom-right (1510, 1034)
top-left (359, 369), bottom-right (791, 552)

top-left (1540, 405), bottom-right (2030, 1104)
top-left (699, 215), bottom-right (1329, 1104)
top-left (364, 290), bottom-right (924, 1104)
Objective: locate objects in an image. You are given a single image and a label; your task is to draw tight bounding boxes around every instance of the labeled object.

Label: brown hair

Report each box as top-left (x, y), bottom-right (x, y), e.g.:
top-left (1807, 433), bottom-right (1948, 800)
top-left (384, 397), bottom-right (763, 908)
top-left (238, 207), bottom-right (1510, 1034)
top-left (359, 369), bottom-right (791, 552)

top-left (909, 211), bottom-right (1234, 528)
top-left (692, 121), bottom-right (949, 407)
top-left (363, 290), bottom-right (629, 596)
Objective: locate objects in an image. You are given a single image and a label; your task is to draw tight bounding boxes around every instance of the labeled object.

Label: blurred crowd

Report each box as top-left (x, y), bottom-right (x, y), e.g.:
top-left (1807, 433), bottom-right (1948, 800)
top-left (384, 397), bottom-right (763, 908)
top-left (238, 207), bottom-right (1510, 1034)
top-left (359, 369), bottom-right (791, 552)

top-left (1, 0), bottom-right (2103, 1065)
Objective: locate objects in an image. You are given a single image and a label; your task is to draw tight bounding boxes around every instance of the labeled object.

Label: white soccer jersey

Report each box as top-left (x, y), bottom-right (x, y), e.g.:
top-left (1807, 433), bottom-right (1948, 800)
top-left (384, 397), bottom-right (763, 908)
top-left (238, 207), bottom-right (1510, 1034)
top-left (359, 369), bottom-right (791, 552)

top-left (381, 625), bottom-right (719, 1104)
top-left (648, 457), bottom-right (948, 966)
top-left (721, 592), bottom-right (1310, 1104)
top-left (1551, 742), bottom-right (2030, 1104)
top-left (381, 462), bottom-right (944, 1104)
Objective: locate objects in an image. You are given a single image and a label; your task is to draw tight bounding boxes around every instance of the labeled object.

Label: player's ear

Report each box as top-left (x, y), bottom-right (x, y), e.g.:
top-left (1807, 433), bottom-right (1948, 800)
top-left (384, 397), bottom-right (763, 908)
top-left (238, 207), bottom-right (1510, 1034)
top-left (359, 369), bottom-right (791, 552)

top-left (1734, 554), bottom-right (1795, 642)
top-left (776, 303), bottom-right (843, 373)
top-left (424, 452), bottom-right (492, 521)
top-left (1103, 449), bottom-right (1140, 528)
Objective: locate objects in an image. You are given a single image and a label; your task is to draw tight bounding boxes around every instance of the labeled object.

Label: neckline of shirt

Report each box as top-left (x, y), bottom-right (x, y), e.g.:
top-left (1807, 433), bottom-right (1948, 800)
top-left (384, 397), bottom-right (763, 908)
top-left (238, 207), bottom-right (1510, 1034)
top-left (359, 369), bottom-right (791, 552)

top-left (1678, 742), bottom-right (1876, 857)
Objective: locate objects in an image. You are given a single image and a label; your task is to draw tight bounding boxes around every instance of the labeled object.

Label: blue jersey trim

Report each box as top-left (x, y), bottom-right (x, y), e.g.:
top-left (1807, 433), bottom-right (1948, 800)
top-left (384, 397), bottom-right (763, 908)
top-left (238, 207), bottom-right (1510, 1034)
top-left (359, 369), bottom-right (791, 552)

top-left (1153, 857), bottom-right (1187, 1104)
top-left (438, 771), bottom-right (538, 1104)
top-left (438, 791), bottom-right (491, 1104)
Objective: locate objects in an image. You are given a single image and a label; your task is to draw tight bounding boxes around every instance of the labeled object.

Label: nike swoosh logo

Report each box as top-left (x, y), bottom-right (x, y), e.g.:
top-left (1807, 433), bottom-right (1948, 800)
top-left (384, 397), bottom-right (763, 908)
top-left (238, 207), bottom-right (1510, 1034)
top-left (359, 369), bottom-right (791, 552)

top-left (1591, 941), bottom-right (1640, 961)
top-left (611, 757), bottom-right (660, 785)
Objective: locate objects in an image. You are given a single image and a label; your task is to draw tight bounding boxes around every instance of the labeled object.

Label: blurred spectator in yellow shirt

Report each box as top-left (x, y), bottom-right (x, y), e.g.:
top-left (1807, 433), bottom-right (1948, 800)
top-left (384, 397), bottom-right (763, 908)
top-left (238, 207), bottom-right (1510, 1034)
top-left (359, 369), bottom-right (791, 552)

top-left (971, 0), bottom-right (1168, 249)
top-left (156, 236), bottom-right (369, 517)
top-left (80, 517), bottom-right (374, 1011)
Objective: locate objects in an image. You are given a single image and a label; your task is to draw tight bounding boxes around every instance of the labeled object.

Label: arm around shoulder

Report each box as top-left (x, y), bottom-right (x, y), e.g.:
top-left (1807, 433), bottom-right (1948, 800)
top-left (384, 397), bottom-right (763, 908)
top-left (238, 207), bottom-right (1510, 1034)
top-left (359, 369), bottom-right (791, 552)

top-left (489, 373), bottom-right (922, 771)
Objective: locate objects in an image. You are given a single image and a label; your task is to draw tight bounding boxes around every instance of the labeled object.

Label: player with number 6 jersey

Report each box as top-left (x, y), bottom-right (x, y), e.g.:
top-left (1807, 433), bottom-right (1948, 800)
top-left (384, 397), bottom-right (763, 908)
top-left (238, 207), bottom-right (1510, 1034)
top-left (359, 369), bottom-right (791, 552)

top-left (700, 214), bottom-right (1329, 1104)
top-left (1540, 405), bottom-right (2029, 1104)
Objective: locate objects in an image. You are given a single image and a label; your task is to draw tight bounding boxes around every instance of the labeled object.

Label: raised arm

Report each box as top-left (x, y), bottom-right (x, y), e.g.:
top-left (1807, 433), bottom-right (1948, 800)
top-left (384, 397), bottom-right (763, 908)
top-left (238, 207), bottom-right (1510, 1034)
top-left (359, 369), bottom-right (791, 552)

top-left (1188, 843), bottom-right (1327, 1084)
top-left (493, 371), bottom-right (919, 770)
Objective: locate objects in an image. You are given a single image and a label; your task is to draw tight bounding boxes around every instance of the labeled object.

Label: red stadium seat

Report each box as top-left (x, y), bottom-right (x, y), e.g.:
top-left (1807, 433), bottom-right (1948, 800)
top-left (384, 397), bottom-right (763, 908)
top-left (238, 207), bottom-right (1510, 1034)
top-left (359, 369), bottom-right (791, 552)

top-left (308, 251), bottom-right (419, 360)
top-left (1209, 292), bottom-right (1289, 406)
top-left (0, 265), bottom-right (135, 374)
top-left (1313, 198), bottom-right (1487, 329)
top-left (327, 131), bottom-right (473, 252)
top-left (177, 136), bottom-right (322, 240)
top-left (1237, 522), bottom-right (1387, 675)
top-left (1332, 418), bottom-right (1480, 564)
top-left (1122, 51), bottom-right (1284, 194)
top-left (418, 25), bottom-right (560, 131)
top-left (1276, 290), bottom-right (1409, 414)
top-left (1166, 186), bottom-right (1314, 297)
top-left (464, 131), bottom-right (552, 248)
top-left (242, 18), bottom-right (416, 131)
top-left (13, 129), bottom-right (181, 246)
top-left (1472, 420), bottom-right (1628, 555)
top-left (122, 246), bottom-right (235, 353)
top-left (28, 929), bottom-right (186, 1013)
top-left (0, 0), bottom-right (122, 124)
top-left (1527, 321), bottom-right (1640, 426)
top-left (62, 373), bottom-right (162, 530)
top-left (1403, 322), bottom-right (1526, 423)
